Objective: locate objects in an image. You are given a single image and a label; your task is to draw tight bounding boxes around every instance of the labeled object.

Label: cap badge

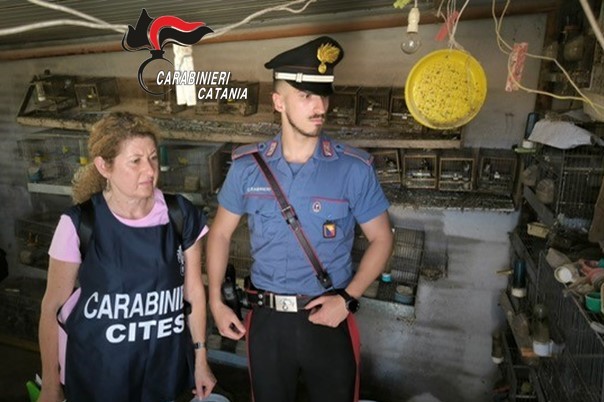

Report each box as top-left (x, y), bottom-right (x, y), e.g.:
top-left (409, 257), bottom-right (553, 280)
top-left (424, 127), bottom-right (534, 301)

top-left (316, 43), bottom-right (340, 74)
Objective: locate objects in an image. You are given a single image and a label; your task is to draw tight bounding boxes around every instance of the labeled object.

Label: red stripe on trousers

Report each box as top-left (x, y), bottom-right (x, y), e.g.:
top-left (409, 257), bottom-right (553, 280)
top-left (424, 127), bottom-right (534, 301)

top-left (347, 313), bottom-right (361, 402)
top-left (244, 309), bottom-right (255, 402)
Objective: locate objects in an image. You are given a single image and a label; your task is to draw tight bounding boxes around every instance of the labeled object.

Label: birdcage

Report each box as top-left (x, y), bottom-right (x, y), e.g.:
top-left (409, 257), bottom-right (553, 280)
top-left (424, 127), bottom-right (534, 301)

top-left (195, 85), bottom-right (222, 115)
top-left (477, 148), bottom-right (518, 195)
top-left (357, 87), bottom-right (391, 127)
top-left (438, 149), bottom-right (476, 192)
top-left (354, 227), bottom-right (426, 305)
top-left (326, 85), bottom-right (360, 126)
top-left (528, 144), bottom-right (604, 231)
top-left (74, 77), bottom-right (120, 111)
top-left (17, 129), bottom-right (88, 188)
top-left (388, 87), bottom-right (424, 133)
top-left (220, 81), bottom-right (259, 116)
top-left (15, 213), bottom-right (60, 270)
top-left (533, 251), bottom-right (604, 402)
top-left (146, 81), bottom-right (186, 116)
top-left (368, 149), bottom-right (401, 184)
top-left (403, 151), bottom-right (438, 189)
top-left (18, 71), bottom-right (77, 115)
top-left (158, 141), bottom-right (227, 201)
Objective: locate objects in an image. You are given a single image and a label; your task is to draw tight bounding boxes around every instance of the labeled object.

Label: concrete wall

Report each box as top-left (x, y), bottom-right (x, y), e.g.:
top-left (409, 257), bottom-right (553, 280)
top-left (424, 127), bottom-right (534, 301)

top-left (357, 208), bottom-right (518, 401)
top-left (0, 12), bottom-right (545, 401)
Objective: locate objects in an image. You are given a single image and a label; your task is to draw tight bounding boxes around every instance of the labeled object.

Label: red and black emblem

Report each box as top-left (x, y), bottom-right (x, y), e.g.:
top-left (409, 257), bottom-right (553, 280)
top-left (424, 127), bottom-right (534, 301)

top-left (122, 9), bottom-right (213, 95)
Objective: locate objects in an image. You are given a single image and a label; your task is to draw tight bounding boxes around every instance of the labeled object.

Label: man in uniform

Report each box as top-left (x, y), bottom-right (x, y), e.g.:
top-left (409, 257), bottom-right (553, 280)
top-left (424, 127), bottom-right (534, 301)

top-left (206, 36), bottom-right (393, 402)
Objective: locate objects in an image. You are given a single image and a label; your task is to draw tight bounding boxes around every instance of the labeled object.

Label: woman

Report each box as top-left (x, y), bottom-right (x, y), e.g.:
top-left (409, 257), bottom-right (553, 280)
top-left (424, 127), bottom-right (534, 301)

top-left (38, 112), bottom-right (216, 402)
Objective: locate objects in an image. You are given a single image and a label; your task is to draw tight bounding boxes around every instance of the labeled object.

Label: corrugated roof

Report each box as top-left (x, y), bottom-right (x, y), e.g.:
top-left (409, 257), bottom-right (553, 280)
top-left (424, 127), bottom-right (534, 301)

top-left (0, 0), bottom-right (550, 50)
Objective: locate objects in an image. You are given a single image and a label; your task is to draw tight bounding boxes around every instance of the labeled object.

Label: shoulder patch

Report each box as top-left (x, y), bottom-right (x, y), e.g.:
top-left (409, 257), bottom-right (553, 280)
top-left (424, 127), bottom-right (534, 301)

top-left (265, 140), bottom-right (278, 157)
top-left (342, 145), bottom-right (373, 165)
top-left (321, 140), bottom-right (333, 157)
top-left (232, 143), bottom-right (259, 160)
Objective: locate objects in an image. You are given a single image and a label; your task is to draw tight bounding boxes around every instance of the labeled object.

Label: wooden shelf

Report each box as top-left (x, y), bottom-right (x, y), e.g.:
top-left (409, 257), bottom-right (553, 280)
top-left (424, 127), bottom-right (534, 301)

top-left (17, 98), bottom-right (462, 149)
top-left (26, 182), bottom-right (205, 205)
top-left (499, 291), bottom-right (538, 363)
top-left (384, 186), bottom-right (516, 212)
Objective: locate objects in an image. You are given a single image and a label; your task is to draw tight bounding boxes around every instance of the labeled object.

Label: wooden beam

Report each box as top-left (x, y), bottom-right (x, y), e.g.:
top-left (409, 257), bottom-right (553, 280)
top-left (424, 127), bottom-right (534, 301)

top-left (0, 1), bottom-right (557, 61)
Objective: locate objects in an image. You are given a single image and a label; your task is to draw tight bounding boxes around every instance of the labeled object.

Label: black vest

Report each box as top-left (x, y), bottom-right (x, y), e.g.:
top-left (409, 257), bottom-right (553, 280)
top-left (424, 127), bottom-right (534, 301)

top-left (62, 193), bottom-right (193, 401)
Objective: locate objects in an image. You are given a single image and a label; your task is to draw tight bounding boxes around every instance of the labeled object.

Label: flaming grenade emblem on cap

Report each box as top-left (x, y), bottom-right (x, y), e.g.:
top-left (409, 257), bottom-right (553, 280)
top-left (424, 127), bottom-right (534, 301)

top-left (316, 43), bottom-right (340, 74)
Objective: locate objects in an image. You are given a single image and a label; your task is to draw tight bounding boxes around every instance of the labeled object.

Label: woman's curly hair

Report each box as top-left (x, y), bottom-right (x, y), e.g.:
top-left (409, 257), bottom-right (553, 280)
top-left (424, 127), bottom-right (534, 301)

top-left (71, 112), bottom-right (161, 204)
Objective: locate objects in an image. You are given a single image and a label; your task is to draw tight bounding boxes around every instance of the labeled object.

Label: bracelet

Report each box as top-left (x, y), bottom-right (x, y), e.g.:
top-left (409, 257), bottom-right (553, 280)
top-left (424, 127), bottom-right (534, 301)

top-left (193, 341), bottom-right (206, 350)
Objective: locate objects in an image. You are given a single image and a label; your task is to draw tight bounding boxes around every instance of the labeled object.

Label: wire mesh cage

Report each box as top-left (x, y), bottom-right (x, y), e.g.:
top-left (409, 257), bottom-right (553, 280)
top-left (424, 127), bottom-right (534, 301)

top-left (556, 146), bottom-right (604, 223)
top-left (326, 85), bottom-right (360, 126)
top-left (388, 87), bottom-right (424, 133)
top-left (220, 81), bottom-right (260, 116)
top-left (533, 251), bottom-right (604, 402)
top-left (146, 81), bottom-right (186, 116)
top-left (195, 85), bottom-right (221, 115)
top-left (402, 151), bottom-right (438, 189)
top-left (420, 248), bottom-right (448, 281)
top-left (530, 144), bottom-right (604, 230)
top-left (354, 227), bottom-right (427, 305)
top-left (477, 148), bottom-right (518, 195)
top-left (19, 71), bottom-right (77, 115)
top-left (17, 130), bottom-right (88, 186)
top-left (15, 213), bottom-right (61, 270)
top-left (74, 77), bottom-right (120, 111)
top-left (389, 227), bottom-right (424, 285)
top-left (438, 149), bottom-right (476, 192)
top-left (368, 149), bottom-right (401, 185)
top-left (158, 141), bottom-right (226, 196)
top-left (357, 87), bottom-right (391, 127)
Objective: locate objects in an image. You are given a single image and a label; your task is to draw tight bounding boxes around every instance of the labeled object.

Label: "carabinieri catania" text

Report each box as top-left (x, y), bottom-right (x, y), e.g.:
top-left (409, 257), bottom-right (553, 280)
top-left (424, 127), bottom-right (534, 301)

top-left (155, 70), bottom-right (249, 100)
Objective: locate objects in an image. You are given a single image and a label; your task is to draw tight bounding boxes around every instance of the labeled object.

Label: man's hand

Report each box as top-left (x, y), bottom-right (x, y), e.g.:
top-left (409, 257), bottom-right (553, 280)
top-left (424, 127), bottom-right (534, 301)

top-left (305, 294), bottom-right (349, 327)
top-left (210, 301), bottom-right (246, 340)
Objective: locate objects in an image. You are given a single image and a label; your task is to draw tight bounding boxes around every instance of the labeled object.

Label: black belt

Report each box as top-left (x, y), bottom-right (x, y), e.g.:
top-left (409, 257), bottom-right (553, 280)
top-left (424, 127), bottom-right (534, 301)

top-left (246, 290), bottom-right (315, 313)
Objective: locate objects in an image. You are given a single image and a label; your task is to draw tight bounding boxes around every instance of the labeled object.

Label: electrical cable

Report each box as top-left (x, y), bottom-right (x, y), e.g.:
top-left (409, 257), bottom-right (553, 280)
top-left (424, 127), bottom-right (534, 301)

top-left (0, 0), bottom-right (317, 41)
top-left (492, 0), bottom-right (604, 116)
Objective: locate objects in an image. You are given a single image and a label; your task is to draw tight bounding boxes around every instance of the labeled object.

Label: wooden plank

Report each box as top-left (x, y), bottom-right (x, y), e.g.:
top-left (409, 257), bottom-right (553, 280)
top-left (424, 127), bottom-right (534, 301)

top-left (17, 113), bottom-right (462, 149)
top-left (499, 291), bottom-right (538, 360)
top-left (523, 186), bottom-right (555, 226)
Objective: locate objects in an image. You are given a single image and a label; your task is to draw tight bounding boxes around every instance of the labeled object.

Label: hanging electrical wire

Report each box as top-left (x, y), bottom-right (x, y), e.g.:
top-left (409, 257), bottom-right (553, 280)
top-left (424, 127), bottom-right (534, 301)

top-left (0, 0), bottom-right (317, 40)
top-left (435, 0), bottom-right (470, 50)
top-left (492, 0), bottom-right (604, 116)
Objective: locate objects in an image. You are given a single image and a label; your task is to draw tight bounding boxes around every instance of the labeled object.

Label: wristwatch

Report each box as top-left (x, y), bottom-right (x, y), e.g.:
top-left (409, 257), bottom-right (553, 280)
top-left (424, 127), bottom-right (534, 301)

top-left (337, 289), bottom-right (360, 313)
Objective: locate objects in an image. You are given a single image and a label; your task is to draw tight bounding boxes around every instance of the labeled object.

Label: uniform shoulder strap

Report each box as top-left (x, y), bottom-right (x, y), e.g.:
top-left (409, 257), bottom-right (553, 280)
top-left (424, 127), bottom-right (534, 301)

top-left (77, 194), bottom-right (184, 259)
top-left (340, 144), bottom-right (373, 165)
top-left (164, 193), bottom-right (184, 243)
top-left (78, 199), bottom-right (94, 259)
top-left (231, 143), bottom-right (259, 160)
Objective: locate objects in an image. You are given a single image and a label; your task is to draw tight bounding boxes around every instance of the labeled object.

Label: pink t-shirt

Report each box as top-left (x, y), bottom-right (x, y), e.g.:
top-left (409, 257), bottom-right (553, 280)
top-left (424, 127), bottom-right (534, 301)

top-left (49, 189), bottom-right (208, 263)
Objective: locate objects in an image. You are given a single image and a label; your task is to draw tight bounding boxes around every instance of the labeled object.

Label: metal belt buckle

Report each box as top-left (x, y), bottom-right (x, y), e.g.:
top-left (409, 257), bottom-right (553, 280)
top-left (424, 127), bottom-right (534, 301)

top-left (274, 295), bottom-right (298, 312)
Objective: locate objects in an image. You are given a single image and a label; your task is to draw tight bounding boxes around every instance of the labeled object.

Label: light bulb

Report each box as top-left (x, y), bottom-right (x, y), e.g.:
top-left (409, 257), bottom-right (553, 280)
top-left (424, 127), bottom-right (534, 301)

top-left (401, 6), bottom-right (421, 55)
top-left (401, 32), bottom-right (421, 54)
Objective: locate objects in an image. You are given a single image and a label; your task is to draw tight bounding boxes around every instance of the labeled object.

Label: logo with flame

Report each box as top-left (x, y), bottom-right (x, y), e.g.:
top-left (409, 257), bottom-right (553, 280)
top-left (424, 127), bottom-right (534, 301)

top-left (122, 9), bottom-right (213, 95)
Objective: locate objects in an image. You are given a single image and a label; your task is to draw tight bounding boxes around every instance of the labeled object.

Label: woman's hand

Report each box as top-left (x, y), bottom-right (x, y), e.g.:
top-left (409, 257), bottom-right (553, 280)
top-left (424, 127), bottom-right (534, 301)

top-left (193, 353), bottom-right (217, 400)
